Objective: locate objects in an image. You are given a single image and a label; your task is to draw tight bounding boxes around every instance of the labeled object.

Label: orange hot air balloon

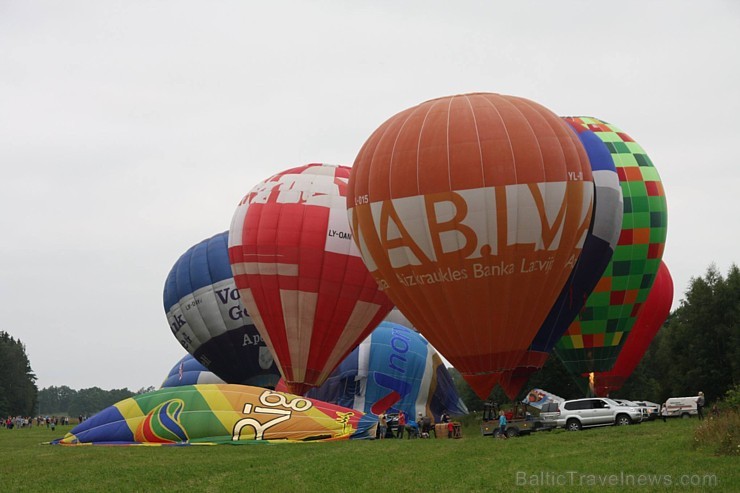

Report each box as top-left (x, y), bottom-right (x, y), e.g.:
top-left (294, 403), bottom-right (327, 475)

top-left (593, 261), bottom-right (673, 396)
top-left (347, 93), bottom-right (594, 399)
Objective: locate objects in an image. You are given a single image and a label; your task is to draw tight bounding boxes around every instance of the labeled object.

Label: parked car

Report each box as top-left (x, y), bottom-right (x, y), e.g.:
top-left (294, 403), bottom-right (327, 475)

top-left (613, 399), bottom-right (650, 422)
top-left (540, 397), bottom-right (643, 431)
top-left (665, 397), bottom-right (699, 418)
top-left (633, 401), bottom-right (660, 420)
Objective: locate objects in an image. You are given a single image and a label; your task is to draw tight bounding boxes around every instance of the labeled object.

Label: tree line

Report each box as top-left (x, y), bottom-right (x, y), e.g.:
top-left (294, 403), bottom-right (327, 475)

top-left (0, 331), bottom-right (154, 417)
top-left (0, 332), bottom-right (38, 417)
top-left (619, 263), bottom-right (739, 404)
top-left (37, 386), bottom-right (143, 417)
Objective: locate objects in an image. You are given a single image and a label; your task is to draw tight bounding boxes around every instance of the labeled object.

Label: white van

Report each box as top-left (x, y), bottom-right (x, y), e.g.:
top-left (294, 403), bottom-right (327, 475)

top-left (665, 396), bottom-right (699, 418)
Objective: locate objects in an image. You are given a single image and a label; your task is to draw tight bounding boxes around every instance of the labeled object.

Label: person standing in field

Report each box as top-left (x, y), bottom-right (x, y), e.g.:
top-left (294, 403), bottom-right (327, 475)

top-left (405, 418), bottom-right (418, 439)
top-left (396, 411), bottom-right (406, 439)
top-left (419, 413), bottom-right (432, 438)
top-left (378, 412), bottom-right (388, 439)
top-left (696, 392), bottom-right (705, 420)
top-left (660, 403), bottom-right (668, 422)
top-left (498, 410), bottom-right (507, 439)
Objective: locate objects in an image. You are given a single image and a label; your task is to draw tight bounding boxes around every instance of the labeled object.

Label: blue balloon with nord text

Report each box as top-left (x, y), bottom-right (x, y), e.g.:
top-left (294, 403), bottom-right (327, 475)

top-left (303, 322), bottom-right (468, 421)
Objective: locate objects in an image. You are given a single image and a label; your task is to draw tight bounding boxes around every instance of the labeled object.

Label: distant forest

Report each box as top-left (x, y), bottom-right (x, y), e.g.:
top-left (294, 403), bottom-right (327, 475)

top-left (36, 386), bottom-right (156, 418)
top-left (2, 263), bottom-right (737, 418)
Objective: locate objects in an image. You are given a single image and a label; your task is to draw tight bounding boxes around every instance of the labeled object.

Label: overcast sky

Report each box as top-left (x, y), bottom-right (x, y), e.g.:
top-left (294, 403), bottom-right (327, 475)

top-left (1, 1), bottom-right (738, 391)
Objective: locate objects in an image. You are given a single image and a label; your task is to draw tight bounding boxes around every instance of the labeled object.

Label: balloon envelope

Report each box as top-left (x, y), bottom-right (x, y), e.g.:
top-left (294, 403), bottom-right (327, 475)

top-left (555, 117), bottom-right (668, 376)
top-left (383, 307), bottom-right (415, 330)
top-left (161, 354), bottom-right (225, 388)
top-left (593, 261), bottom-right (673, 395)
top-left (499, 121), bottom-right (623, 398)
top-left (163, 232), bottom-right (280, 388)
top-left (228, 164), bottom-right (395, 396)
top-left (348, 93), bottom-right (594, 399)
top-left (278, 322), bottom-right (468, 421)
top-left (52, 384), bottom-right (377, 445)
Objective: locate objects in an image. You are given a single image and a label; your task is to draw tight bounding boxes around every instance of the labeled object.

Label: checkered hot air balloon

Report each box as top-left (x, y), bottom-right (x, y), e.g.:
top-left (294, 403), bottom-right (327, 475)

top-left (592, 261), bottom-right (673, 396)
top-left (554, 117), bottom-right (668, 383)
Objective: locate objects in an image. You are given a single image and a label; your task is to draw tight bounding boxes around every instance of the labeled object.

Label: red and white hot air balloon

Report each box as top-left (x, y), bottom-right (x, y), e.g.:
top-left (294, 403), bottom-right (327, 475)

top-left (228, 163), bottom-right (394, 396)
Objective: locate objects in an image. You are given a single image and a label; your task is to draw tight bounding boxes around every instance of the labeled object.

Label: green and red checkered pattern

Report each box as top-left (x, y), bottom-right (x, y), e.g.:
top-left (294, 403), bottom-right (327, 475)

top-left (555, 117), bottom-right (667, 374)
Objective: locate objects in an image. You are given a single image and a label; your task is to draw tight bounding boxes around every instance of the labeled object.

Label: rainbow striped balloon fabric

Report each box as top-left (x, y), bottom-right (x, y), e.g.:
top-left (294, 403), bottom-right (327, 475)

top-left (51, 384), bottom-right (378, 445)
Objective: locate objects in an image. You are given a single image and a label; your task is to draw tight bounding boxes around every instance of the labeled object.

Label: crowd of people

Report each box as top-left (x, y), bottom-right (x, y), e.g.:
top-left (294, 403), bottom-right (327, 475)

top-left (2, 415), bottom-right (76, 430)
top-left (376, 410), bottom-right (459, 439)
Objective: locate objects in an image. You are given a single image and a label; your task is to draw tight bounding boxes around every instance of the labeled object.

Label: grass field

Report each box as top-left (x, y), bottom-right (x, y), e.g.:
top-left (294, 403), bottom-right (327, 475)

top-left (1, 417), bottom-right (737, 492)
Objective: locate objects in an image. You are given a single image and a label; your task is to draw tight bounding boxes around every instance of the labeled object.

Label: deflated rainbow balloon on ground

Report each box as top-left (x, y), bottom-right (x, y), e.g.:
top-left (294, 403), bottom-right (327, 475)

top-left (52, 385), bottom-right (377, 445)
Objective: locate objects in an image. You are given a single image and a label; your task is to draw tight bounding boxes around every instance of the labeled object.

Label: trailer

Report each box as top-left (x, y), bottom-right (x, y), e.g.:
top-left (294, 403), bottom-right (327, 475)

top-left (665, 396), bottom-right (699, 418)
top-left (480, 401), bottom-right (553, 438)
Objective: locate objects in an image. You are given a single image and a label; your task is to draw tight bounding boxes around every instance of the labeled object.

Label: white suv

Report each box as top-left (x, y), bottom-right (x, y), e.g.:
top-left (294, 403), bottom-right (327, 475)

top-left (541, 397), bottom-right (643, 431)
top-left (633, 401), bottom-right (660, 421)
top-left (613, 399), bottom-right (650, 422)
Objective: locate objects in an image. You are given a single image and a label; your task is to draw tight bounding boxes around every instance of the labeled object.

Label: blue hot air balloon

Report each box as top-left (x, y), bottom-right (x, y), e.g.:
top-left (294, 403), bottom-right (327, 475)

top-left (164, 232), bottom-right (280, 388)
top-left (161, 354), bottom-right (225, 388)
top-left (280, 322), bottom-right (468, 421)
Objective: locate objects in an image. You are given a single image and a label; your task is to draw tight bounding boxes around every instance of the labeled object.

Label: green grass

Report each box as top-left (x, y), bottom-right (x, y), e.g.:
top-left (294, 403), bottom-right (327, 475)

top-left (693, 410), bottom-right (740, 456)
top-left (1, 418), bottom-right (737, 492)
